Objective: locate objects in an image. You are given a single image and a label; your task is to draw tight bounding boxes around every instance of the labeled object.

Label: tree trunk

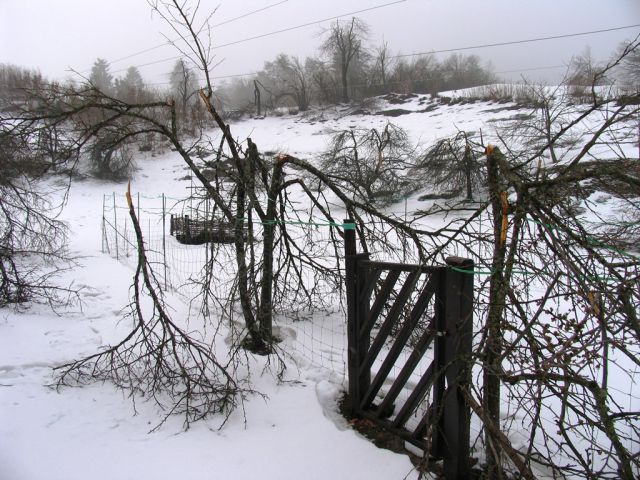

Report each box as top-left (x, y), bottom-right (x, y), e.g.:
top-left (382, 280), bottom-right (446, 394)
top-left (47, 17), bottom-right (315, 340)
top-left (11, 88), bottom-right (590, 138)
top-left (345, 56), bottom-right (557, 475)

top-left (234, 148), bottom-right (263, 351)
top-left (254, 80), bottom-right (261, 117)
top-left (257, 154), bottom-right (284, 346)
top-left (341, 55), bottom-right (349, 103)
top-left (464, 142), bottom-right (473, 201)
top-left (484, 145), bottom-right (509, 475)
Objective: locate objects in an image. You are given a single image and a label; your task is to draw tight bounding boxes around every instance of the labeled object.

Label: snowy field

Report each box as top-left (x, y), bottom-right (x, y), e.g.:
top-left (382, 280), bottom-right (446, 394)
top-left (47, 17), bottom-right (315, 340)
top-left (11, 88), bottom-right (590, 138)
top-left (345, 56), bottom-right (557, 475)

top-left (1, 92), bottom-right (638, 479)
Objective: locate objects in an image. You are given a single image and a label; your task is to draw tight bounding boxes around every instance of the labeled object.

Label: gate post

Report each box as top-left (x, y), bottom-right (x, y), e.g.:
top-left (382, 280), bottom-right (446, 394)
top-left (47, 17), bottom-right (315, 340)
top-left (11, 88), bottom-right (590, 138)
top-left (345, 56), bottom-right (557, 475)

top-left (440, 256), bottom-right (474, 480)
top-left (344, 219), bottom-right (358, 414)
top-left (344, 219), bottom-right (371, 415)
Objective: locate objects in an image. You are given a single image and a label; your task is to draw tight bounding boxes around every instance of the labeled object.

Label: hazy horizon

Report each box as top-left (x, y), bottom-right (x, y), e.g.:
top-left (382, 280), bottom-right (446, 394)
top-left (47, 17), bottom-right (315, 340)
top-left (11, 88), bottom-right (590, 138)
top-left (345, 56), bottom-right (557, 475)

top-left (1, 0), bottom-right (639, 87)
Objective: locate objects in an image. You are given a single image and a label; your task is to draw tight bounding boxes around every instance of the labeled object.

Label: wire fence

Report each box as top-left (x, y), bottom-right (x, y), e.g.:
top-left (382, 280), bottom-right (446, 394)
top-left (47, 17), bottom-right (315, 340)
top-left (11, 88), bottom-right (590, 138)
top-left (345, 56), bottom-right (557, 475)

top-left (101, 191), bottom-right (349, 379)
top-left (100, 190), bottom-right (640, 476)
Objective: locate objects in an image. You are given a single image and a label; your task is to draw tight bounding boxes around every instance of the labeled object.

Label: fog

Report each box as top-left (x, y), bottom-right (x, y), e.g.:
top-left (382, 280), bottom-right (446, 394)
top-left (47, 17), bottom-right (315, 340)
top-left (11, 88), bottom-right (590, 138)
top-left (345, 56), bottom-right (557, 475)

top-left (1, 0), bottom-right (639, 85)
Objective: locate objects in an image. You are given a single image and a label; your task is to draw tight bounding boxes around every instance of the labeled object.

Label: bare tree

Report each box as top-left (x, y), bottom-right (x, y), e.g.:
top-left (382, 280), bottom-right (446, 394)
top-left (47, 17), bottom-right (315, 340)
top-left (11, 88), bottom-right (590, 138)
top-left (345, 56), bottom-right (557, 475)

top-left (617, 39), bottom-right (640, 88)
top-left (320, 123), bottom-right (417, 204)
top-left (88, 131), bottom-right (135, 180)
top-left (568, 46), bottom-right (605, 87)
top-left (0, 64), bottom-right (45, 110)
top-left (306, 56), bottom-right (339, 104)
top-left (415, 130), bottom-right (484, 201)
top-left (169, 58), bottom-right (199, 120)
top-left (388, 56), bottom-right (440, 94)
top-left (373, 40), bottom-right (393, 94)
top-left (321, 17), bottom-right (369, 103)
top-left (55, 183), bottom-right (252, 429)
top-left (0, 91), bottom-right (78, 308)
top-left (412, 42), bottom-right (640, 478)
top-left (4, 1), bottom-right (427, 360)
top-left (441, 53), bottom-right (496, 91)
top-left (260, 54), bottom-right (311, 111)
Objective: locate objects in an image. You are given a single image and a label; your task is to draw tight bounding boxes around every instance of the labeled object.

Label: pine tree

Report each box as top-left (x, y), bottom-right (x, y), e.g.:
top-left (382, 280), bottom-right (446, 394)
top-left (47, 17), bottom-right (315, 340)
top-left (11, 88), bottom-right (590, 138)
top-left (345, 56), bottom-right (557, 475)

top-left (89, 58), bottom-right (113, 94)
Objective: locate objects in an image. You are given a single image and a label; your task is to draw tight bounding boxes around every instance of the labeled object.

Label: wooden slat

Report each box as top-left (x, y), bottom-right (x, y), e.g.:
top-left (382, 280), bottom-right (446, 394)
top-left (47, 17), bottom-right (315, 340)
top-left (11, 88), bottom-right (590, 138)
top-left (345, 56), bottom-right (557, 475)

top-left (351, 409), bottom-right (431, 450)
top-left (359, 269), bottom-right (400, 339)
top-left (358, 268), bottom-right (421, 377)
top-left (411, 401), bottom-right (434, 441)
top-left (375, 317), bottom-right (437, 418)
top-left (358, 268), bottom-right (381, 305)
top-left (362, 275), bottom-right (437, 409)
top-left (393, 360), bottom-right (438, 428)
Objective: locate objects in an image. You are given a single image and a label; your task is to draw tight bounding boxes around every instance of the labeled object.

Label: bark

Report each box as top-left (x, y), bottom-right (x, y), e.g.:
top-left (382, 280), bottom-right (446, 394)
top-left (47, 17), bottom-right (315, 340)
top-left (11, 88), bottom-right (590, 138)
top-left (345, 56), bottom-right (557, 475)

top-left (483, 145), bottom-right (509, 475)
top-left (257, 151), bottom-right (284, 343)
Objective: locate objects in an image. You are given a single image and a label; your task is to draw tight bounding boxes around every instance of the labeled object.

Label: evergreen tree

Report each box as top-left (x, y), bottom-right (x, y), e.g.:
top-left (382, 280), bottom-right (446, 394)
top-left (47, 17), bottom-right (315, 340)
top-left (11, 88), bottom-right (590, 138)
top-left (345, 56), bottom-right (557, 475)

top-left (116, 66), bottom-right (145, 102)
top-left (89, 58), bottom-right (113, 94)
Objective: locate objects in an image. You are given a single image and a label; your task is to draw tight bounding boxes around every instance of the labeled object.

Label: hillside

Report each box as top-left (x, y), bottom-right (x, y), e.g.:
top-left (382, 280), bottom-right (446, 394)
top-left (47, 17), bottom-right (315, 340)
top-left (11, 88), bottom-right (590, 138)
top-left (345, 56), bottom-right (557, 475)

top-left (1, 91), bottom-right (638, 480)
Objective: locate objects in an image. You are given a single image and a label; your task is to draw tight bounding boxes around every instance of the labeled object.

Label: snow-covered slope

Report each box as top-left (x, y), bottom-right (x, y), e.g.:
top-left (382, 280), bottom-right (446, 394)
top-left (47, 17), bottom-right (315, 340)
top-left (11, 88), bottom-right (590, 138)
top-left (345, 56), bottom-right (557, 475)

top-left (1, 92), bottom-right (636, 480)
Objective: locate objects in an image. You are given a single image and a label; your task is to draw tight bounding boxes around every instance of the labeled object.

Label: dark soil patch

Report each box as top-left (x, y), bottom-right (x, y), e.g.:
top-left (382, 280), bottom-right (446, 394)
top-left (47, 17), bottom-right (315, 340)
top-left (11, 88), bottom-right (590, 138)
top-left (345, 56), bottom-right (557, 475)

top-left (382, 93), bottom-right (418, 104)
top-left (376, 108), bottom-right (414, 117)
top-left (338, 393), bottom-right (483, 479)
top-left (483, 103), bottom-right (532, 113)
top-left (338, 394), bottom-right (422, 459)
top-left (420, 103), bottom-right (440, 113)
top-left (349, 108), bottom-right (371, 116)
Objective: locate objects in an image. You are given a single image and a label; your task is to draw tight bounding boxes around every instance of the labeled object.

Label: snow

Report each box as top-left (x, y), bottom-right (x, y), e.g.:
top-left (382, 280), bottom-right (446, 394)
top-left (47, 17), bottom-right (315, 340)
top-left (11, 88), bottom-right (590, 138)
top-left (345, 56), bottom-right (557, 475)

top-left (0, 166), bottom-right (421, 479)
top-left (1, 91), bottom-right (638, 479)
top-left (0, 98), bottom-right (443, 480)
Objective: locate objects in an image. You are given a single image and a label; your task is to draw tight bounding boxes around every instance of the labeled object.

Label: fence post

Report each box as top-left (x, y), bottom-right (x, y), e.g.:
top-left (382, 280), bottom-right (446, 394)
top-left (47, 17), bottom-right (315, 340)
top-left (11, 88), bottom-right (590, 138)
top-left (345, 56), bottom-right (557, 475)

top-left (101, 194), bottom-right (106, 253)
top-left (162, 194), bottom-right (167, 291)
top-left (205, 197), bottom-right (209, 265)
top-left (344, 219), bottom-right (372, 415)
top-left (439, 256), bottom-right (474, 480)
top-left (344, 218), bottom-right (358, 414)
top-left (113, 192), bottom-right (119, 260)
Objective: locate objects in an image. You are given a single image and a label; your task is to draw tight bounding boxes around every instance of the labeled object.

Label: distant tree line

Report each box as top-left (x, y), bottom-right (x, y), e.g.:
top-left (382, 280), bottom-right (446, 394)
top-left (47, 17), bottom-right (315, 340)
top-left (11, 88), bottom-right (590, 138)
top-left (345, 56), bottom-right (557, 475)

top-left (217, 18), bottom-right (497, 113)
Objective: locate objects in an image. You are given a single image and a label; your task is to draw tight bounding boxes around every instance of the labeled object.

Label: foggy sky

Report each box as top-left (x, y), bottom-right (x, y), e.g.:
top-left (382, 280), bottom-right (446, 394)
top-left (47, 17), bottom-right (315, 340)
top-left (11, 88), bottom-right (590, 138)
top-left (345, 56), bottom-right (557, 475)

top-left (1, 0), bottom-right (639, 87)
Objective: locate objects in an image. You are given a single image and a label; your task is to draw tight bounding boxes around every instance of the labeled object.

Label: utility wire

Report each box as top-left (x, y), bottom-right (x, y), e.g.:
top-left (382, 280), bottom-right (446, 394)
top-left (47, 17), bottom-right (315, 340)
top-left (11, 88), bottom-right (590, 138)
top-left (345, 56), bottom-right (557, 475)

top-left (495, 65), bottom-right (566, 74)
top-left (391, 24), bottom-right (640, 59)
top-left (99, 1), bottom-right (290, 68)
top-left (210, 0), bottom-right (406, 50)
top-left (109, 0), bottom-right (407, 75)
top-left (140, 24), bottom-right (638, 87)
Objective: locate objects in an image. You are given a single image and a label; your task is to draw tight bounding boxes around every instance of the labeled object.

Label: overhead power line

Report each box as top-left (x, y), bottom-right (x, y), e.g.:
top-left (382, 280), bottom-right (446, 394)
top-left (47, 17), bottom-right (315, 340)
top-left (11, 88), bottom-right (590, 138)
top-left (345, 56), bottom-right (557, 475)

top-left (106, 0), bottom-right (290, 67)
top-left (109, 0), bottom-right (407, 75)
top-left (391, 24), bottom-right (640, 59)
top-left (147, 71), bottom-right (260, 86)
top-left (210, 0), bottom-right (407, 50)
top-left (495, 65), bottom-right (566, 74)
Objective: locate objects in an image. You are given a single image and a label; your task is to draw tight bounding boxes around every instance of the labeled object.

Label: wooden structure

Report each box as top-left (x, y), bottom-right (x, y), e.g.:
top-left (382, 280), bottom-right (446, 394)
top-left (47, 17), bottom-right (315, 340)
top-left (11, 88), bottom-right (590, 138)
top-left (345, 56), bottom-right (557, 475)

top-left (169, 215), bottom-right (245, 245)
top-left (344, 220), bottom-right (473, 479)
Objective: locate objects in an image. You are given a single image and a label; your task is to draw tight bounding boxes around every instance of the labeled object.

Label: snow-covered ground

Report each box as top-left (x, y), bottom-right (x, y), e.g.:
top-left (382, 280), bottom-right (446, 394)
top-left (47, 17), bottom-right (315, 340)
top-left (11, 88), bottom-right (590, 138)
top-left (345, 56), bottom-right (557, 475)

top-left (0, 158), bottom-right (421, 480)
top-left (0, 97), bottom-right (440, 480)
top-left (1, 92), bottom-right (637, 479)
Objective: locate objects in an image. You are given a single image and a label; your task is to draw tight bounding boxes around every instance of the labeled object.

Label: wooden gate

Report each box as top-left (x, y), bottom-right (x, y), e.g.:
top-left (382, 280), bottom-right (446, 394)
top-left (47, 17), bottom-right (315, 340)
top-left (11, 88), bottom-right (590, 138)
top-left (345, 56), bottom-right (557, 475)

top-left (344, 222), bottom-right (473, 480)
